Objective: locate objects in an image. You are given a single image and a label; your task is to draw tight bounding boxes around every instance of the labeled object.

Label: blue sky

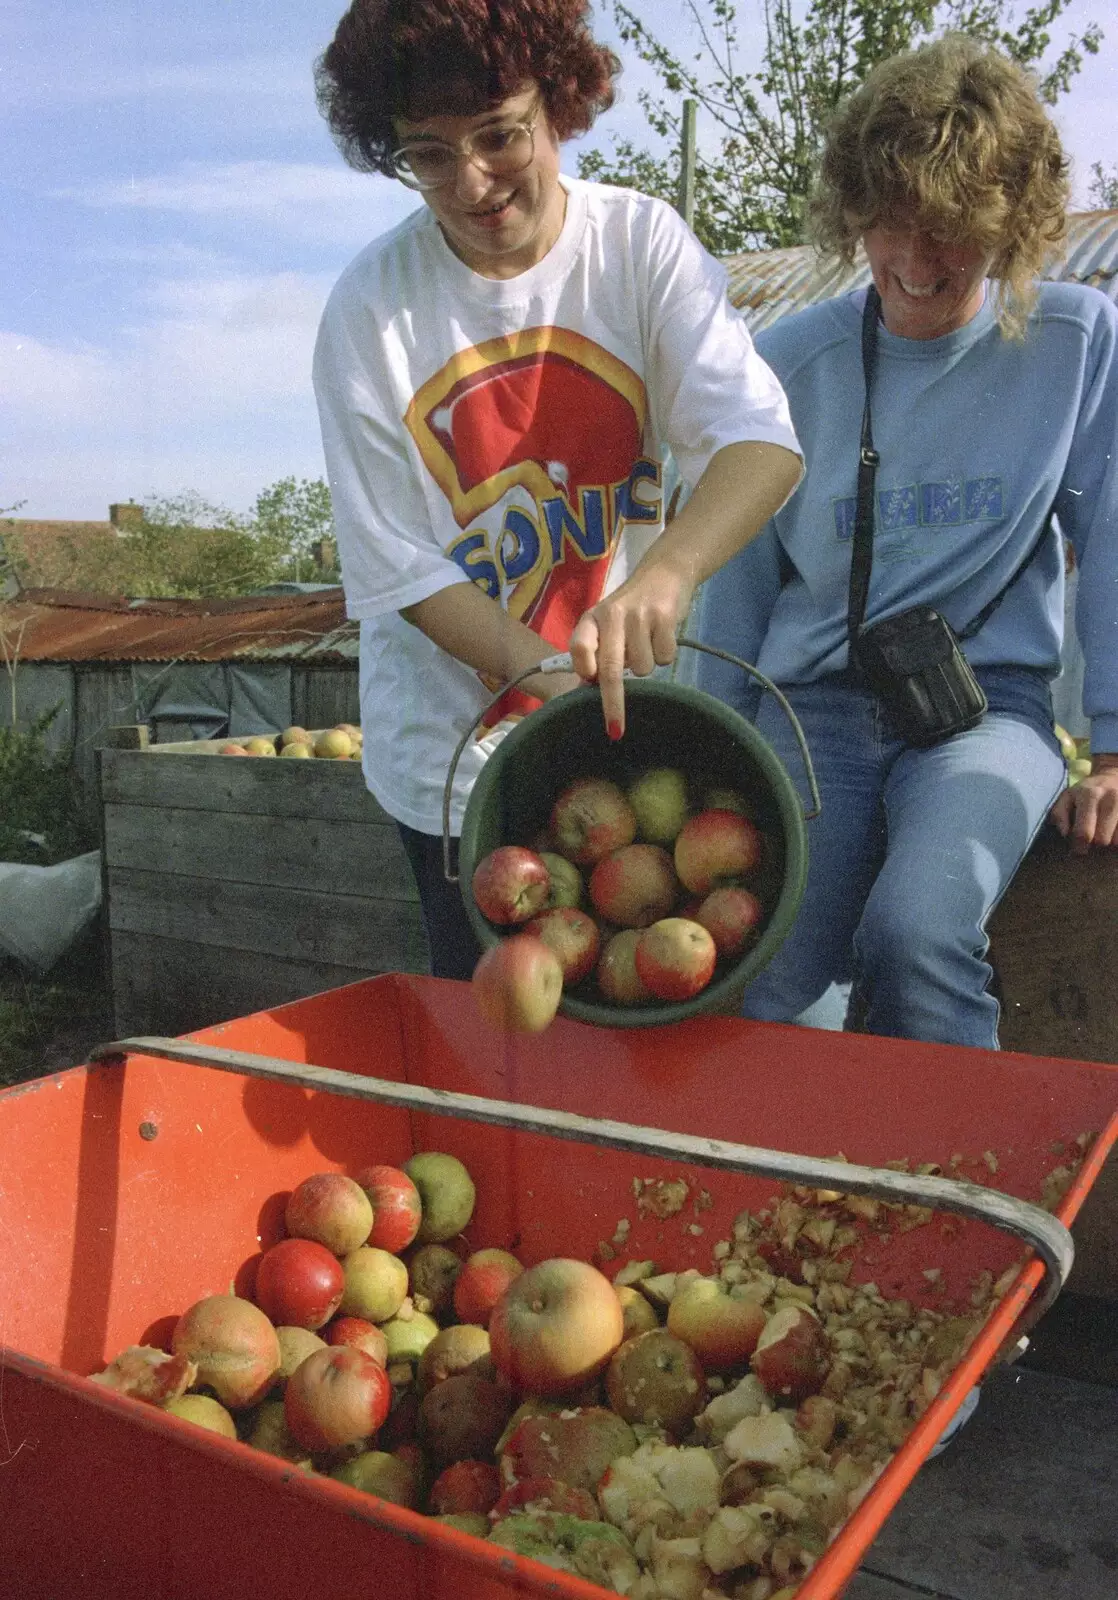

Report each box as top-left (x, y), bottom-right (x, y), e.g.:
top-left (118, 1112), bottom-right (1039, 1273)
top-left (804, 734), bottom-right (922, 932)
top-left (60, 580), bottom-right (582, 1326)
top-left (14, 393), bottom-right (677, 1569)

top-left (4, 0), bottom-right (1116, 521)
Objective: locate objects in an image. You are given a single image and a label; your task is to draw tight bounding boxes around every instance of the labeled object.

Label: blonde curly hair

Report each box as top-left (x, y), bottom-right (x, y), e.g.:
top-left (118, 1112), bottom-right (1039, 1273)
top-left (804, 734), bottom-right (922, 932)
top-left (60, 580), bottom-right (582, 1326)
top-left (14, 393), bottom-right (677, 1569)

top-left (809, 34), bottom-right (1069, 337)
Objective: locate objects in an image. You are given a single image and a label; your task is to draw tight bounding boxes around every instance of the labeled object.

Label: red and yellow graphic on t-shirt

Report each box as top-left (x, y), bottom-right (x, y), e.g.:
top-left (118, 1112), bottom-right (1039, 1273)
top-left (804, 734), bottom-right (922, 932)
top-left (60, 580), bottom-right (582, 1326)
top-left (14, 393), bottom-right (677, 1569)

top-left (405, 327), bottom-right (659, 720)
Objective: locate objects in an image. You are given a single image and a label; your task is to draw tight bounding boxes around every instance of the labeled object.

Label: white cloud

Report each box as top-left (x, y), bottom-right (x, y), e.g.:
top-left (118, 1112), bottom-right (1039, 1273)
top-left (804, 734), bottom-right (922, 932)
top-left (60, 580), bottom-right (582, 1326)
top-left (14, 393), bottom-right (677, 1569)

top-left (55, 159), bottom-right (418, 247)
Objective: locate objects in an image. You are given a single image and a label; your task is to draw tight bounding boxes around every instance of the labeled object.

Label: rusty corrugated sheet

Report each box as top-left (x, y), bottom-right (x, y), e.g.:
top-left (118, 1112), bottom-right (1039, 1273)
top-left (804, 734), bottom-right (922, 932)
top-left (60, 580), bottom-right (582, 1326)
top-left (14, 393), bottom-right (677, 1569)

top-left (725, 208), bottom-right (1118, 330)
top-left (0, 588), bottom-right (358, 665)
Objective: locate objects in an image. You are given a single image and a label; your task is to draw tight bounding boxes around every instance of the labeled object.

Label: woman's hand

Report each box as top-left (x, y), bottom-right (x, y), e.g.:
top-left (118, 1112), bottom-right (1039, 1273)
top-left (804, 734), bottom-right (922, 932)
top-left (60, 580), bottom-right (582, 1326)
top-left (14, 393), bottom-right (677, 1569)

top-left (569, 556), bottom-right (693, 739)
top-left (1048, 755), bottom-right (1118, 853)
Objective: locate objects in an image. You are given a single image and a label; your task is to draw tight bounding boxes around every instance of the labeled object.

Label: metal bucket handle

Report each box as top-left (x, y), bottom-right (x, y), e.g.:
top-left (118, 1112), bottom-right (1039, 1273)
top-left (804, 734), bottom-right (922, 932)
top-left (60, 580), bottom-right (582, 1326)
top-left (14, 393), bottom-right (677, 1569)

top-left (441, 637), bottom-right (820, 884)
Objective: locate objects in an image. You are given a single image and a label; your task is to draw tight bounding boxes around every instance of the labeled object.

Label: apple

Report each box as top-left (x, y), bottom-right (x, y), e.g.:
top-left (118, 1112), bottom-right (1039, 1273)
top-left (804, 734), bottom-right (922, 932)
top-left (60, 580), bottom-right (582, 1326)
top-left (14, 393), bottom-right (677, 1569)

top-left (164, 1394), bottom-right (238, 1438)
top-left (596, 929), bottom-right (654, 1005)
top-left (404, 1151), bottom-right (477, 1244)
top-left (90, 1345), bottom-right (197, 1406)
top-left (489, 1258), bottom-right (625, 1398)
top-left (540, 851), bottom-right (585, 909)
top-left (674, 808), bottom-right (763, 895)
top-left (588, 844), bottom-right (680, 929)
top-left (335, 722), bottom-right (363, 746)
top-left (453, 1248), bottom-right (524, 1328)
top-left (171, 1295), bottom-right (281, 1410)
top-left (627, 768), bottom-right (689, 845)
top-left (524, 907), bottom-right (601, 986)
top-left (472, 934), bottom-right (564, 1033)
top-left (750, 1304), bottom-right (832, 1402)
top-left (550, 777), bottom-right (637, 866)
top-left (274, 1325), bottom-right (328, 1387)
top-left (219, 742), bottom-right (249, 756)
top-left (283, 1344), bottom-right (392, 1452)
top-left (616, 1284), bottom-right (660, 1339)
top-left (254, 1238), bottom-right (345, 1331)
top-left (693, 886), bottom-right (764, 958)
top-left (419, 1324), bottom-right (495, 1395)
top-left (498, 1406), bottom-right (637, 1493)
top-left (605, 1330), bottom-right (706, 1437)
top-left (324, 1316), bottom-right (389, 1365)
top-left (429, 1459), bottom-right (503, 1516)
top-left (284, 1172), bottom-right (373, 1256)
top-left (279, 741), bottom-right (314, 758)
top-left (666, 1277), bottom-right (768, 1373)
top-left (280, 725), bottom-right (312, 747)
top-left (471, 846), bottom-right (551, 925)
top-left (339, 1245), bottom-right (409, 1324)
top-left (407, 1242), bottom-right (462, 1315)
top-left (354, 1163), bottom-right (423, 1253)
top-left (489, 1478), bottom-right (599, 1522)
top-left (703, 786), bottom-right (752, 817)
top-left (329, 1449), bottom-right (421, 1507)
top-left (314, 728), bottom-right (354, 759)
top-left (419, 1373), bottom-right (514, 1467)
top-left (243, 1398), bottom-right (315, 1467)
top-left (635, 918), bottom-right (717, 1002)
top-left (242, 735), bottom-right (277, 757)
top-left (380, 1308), bottom-right (441, 1368)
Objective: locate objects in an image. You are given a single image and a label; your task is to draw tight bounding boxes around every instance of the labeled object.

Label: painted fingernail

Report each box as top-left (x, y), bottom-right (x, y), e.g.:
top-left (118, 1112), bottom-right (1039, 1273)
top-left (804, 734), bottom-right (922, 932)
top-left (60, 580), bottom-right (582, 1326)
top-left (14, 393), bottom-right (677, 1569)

top-left (608, 720), bottom-right (623, 742)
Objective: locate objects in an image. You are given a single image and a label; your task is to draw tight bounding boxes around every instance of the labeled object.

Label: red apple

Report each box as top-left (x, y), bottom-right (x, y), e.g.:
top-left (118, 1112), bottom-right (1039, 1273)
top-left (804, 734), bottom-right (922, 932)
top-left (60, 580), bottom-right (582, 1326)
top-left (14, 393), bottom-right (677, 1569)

top-left (498, 1406), bottom-right (637, 1493)
top-left (354, 1163), bottom-right (423, 1253)
top-left (171, 1295), bottom-right (281, 1410)
top-left (254, 1238), bottom-right (345, 1331)
top-left (693, 886), bottom-right (764, 958)
top-left (674, 809), bottom-right (763, 895)
top-left (524, 906), bottom-right (601, 986)
top-left (635, 918), bottom-right (717, 1001)
top-left (750, 1304), bottom-right (832, 1402)
top-left (550, 777), bottom-right (637, 866)
top-left (324, 1316), bottom-right (389, 1365)
top-left (588, 843), bottom-right (680, 929)
top-left (219, 742), bottom-right (249, 756)
top-left (472, 846), bottom-right (551, 925)
top-left (284, 1172), bottom-right (373, 1256)
top-left (472, 934), bottom-right (563, 1033)
top-left (666, 1277), bottom-right (768, 1373)
top-left (453, 1248), bottom-right (524, 1328)
top-left (489, 1478), bottom-right (599, 1522)
top-left (596, 929), bottom-right (654, 1005)
top-left (283, 1344), bottom-right (392, 1452)
top-left (429, 1460), bottom-right (503, 1517)
top-left (605, 1329), bottom-right (707, 1437)
top-left (489, 1258), bottom-right (625, 1398)
top-left (339, 1245), bottom-right (409, 1324)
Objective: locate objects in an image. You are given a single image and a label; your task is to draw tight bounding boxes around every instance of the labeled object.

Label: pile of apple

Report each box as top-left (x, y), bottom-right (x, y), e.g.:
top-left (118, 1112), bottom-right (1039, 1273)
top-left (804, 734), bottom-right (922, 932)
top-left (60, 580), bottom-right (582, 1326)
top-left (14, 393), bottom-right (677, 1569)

top-left (89, 1147), bottom-right (1012, 1600)
top-left (471, 768), bottom-right (770, 1032)
top-left (218, 723), bottom-right (362, 759)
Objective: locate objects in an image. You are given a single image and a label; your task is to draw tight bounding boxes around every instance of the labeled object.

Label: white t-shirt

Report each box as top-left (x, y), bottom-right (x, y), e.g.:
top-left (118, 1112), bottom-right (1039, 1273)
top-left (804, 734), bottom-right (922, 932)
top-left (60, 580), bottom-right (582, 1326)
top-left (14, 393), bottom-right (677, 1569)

top-left (313, 177), bottom-right (799, 834)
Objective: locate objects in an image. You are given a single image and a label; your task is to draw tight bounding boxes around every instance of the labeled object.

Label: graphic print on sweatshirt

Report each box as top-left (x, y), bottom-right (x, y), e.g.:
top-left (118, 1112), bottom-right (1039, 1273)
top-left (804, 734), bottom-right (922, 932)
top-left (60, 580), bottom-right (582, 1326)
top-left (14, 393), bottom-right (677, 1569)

top-left (832, 476), bottom-right (1005, 543)
top-left (405, 327), bottom-right (661, 719)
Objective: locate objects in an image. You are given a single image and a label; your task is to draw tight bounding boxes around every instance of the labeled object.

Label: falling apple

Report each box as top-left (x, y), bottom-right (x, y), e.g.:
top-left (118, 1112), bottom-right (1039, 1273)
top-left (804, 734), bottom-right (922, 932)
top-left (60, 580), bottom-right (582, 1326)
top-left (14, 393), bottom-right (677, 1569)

top-left (472, 934), bottom-right (564, 1033)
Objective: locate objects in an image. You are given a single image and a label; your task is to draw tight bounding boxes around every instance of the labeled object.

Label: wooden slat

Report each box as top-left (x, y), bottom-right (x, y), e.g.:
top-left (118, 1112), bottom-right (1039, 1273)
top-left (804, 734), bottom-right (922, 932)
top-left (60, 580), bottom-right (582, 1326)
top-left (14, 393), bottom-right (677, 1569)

top-left (106, 866), bottom-right (427, 971)
top-left (98, 745), bottom-right (392, 823)
top-left (293, 668), bottom-right (361, 732)
top-left (102, 803), bottom-right (418, 898)
top-left (108, 929), bottom-right (424, 1037)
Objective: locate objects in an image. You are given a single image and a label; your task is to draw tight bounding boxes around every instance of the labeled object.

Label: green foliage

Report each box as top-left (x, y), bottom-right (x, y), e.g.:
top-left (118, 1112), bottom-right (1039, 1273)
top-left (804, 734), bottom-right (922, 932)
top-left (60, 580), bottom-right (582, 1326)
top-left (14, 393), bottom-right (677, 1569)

top-left (0, 708), bottom-right (92, 866)
top-left (0, 964), bottom-right (111, 1088)
top-left (253, 476), bottom-right (338, 582)
top-left (1088, 161), bottom-right (1118, 208)
top-left (580, 0), bottom-right (1103, 251)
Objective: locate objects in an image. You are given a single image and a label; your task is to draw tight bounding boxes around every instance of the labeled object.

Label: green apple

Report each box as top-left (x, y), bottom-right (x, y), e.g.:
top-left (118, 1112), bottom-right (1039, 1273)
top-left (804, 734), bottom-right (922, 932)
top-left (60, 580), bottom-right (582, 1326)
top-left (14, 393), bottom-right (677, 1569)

top-left (540, 851), bottom-right (585, 909)
top-left (404, 1152), bottom-right (476, 1243)
top-left (627, 768), bottom-right (689, 846)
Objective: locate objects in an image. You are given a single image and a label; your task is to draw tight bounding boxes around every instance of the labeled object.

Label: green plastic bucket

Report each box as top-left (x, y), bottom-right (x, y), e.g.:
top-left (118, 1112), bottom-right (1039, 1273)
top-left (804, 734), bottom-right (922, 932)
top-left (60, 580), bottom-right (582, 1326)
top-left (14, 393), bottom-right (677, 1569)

top-left (453, 646), bottom-right (815, 1028)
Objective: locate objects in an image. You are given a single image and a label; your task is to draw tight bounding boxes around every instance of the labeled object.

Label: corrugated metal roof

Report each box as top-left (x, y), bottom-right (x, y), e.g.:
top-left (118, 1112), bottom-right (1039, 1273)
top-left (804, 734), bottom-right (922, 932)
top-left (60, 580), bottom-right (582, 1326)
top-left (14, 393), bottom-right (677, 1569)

top-left (0, 588), bottom-right (358, 665)
top-left (725, 208), bottom-right (1118, 330)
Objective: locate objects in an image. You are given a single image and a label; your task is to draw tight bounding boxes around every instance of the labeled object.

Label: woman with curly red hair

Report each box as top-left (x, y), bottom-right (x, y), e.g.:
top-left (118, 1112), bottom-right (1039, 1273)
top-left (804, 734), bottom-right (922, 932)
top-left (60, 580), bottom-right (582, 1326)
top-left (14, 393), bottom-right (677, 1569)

top-left (312, 0), bottom-right (802, 977)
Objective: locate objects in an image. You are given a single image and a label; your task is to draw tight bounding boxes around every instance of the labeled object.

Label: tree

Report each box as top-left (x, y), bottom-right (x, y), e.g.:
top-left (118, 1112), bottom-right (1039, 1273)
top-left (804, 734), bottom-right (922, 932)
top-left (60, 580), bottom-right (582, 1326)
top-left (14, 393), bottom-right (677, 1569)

top-left (252, 476), bottom-right (337, 583)
top-left (579, 0), bottom-right (1103, 252)
top-left (1088, 162), bottom-right (1118, 208)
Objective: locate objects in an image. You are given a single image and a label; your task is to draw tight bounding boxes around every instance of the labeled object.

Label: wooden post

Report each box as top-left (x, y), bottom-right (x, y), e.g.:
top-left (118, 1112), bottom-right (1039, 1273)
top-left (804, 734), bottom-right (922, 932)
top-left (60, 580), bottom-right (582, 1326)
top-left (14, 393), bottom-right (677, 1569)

top-left (105, 725), bottom-right (150, 750)
top-left (677, 98), bottom-right (697, 228)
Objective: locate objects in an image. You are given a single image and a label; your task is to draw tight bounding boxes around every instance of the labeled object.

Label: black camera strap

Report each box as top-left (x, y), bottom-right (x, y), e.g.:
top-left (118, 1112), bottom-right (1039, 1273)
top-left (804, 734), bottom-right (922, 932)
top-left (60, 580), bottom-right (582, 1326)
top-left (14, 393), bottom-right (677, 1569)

top-left (847, 283), bottom-right (1054, 651)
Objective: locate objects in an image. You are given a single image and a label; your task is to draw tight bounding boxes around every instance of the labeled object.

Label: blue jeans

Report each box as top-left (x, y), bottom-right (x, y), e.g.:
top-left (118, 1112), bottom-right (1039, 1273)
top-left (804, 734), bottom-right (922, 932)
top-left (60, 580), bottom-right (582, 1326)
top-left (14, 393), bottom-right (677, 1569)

top-left (745, 667), bottom-right (1066, 1049)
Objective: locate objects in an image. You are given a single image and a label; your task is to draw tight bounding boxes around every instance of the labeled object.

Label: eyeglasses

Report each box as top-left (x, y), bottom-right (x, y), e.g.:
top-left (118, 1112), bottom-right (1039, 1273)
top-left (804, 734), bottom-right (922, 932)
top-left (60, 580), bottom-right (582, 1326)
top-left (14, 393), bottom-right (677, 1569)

top-left (391, 105), bottom-right (542, 191)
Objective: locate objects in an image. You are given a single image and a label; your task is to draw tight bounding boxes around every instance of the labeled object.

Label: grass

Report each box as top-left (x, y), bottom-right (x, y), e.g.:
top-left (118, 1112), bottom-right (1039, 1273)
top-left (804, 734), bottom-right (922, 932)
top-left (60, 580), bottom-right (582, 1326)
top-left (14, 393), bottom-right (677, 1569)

top-left (0, 930), bottom-right (113, 1089)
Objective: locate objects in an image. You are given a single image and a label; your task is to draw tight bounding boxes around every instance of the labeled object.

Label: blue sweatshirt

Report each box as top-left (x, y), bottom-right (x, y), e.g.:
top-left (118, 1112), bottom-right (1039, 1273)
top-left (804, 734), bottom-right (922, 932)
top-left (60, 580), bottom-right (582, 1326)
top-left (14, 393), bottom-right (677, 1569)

top-left (698, 282), bottom-right (1118, 752)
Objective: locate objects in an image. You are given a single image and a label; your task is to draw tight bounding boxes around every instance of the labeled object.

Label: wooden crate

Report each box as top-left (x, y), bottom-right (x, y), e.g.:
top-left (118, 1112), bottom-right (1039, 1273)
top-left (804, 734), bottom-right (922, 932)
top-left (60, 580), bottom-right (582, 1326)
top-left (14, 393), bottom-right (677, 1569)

top-left (99, 741), bottom-right (427, 1037)
top-left (988, 827), bottom-right (1118, 1301)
